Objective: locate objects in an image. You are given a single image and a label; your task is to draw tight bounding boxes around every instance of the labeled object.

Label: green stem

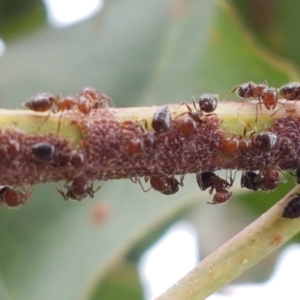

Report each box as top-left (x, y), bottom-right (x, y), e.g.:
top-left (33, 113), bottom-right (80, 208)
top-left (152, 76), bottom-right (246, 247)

top-left (156, 185), bottom-right (300, 300)
top-left (0, 100), bottom-right (298, 186)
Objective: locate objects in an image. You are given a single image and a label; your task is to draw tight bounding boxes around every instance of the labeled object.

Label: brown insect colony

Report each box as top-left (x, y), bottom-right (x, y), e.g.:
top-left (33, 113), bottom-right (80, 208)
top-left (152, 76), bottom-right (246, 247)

top-left (2, 82), bottom-right (300, 210)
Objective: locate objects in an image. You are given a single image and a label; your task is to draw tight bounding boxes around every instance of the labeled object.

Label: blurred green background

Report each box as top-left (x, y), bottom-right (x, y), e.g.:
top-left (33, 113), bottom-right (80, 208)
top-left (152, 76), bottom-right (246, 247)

top-left (0, 0), bottom-right (299, 299)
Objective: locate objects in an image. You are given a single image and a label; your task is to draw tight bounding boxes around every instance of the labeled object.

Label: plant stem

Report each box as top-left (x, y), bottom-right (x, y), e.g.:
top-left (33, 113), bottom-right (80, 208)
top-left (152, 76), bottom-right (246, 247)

top-left (156, 185), bottom-right (300, 300)
top-left (0, 100), bottom-right (298, 186)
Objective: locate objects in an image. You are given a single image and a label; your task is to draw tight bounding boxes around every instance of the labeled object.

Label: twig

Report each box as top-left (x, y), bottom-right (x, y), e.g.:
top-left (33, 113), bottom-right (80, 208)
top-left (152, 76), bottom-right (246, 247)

top-left (156, 185), bottom-right (300, 300)
top-left (0, 100), bottom-right (299, 187)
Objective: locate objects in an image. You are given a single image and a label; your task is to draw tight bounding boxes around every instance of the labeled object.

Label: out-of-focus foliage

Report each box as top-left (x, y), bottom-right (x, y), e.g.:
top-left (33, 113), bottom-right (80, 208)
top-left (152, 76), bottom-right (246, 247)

top-left (0, 0), bottom-right (46, 39)
top-left (232, 0), bottom-right (300, 73)
top-left (0, 0), bottom-right (299, 299)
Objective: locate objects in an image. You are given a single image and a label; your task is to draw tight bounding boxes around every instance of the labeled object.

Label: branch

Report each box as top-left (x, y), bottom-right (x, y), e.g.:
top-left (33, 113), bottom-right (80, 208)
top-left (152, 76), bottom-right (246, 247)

top-left (0, 100), bottom-right (299, 188)
top-left (156, 185), bottom-right (300, 300)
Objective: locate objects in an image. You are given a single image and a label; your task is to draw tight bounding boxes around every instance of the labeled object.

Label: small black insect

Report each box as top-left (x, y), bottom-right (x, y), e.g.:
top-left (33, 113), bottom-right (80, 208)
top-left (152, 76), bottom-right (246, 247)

top-left (152, 105), bottom-right (172, 134)
top-left (282, 193), bottom-right (300, 219)
top-left (196, 171), bottom-right (217, 192)
top-left (241, 171), bottom-right (260, 191)
top-left (31, 142), bottom-right (55, 162)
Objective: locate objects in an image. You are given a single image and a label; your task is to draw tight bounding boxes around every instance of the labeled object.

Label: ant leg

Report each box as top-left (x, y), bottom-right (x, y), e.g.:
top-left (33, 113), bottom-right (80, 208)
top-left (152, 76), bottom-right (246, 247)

top-left (178, 175), bottom-right (185, 187)
top-left (56, 111), bottom-right (65, 136)
top-left (55, 182), bottom-right (69, 200)
top-left (240, 87), bottom-right (253, 109)
top-left (237, 113), bottom-right (256, 138)
top-left (207, 194), bottom-right (217, 205)
top-left (255, 97), bottom-right (265, 123)
top-left (137, 178), bottom-right (152, 192)
top-left (192, 96), bottom-right (197, 111)
top-left (130, 177), bottom-right (138, 184)
top-left (93, 180), bottom-right (105, 194)
top-left (270, 100), bottom-right (288, 117)
top-left (175, 102), bottom-right (193, 119)
top-left (21, 185), bottom-right (34, 204)
top-left (37, 111), bottom-right (52, 131)
top-left (223, 85), bottom-right (239, 102)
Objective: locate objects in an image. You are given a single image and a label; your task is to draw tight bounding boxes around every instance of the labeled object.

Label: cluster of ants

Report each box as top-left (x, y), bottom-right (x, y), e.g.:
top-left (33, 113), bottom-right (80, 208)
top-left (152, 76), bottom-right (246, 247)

top-left (1, 81), bottom-right (300, 219)
top-left (0, 87), bottom-right (113, 209)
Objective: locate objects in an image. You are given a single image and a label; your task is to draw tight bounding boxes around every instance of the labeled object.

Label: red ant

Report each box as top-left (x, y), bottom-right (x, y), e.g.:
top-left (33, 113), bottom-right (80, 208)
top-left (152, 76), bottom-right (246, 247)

top-left (24, 93), bottom-right (80, 133)
top-left (77, 86), bottom-right (114, 109)
top-left (0, 185), bottom-right (33, 208)
top-left (131, 175), bottom-right (184, 195)
top-left (224, 81), bottom-right (278, 122)
top-left (149, 175), bottom-right (184, 195)
top-left (196, 171), bottom-right (234, 204)
top-left (25, 87), bottom-right (113, 133)
top-left (57, 177), bottom-right (103, 201)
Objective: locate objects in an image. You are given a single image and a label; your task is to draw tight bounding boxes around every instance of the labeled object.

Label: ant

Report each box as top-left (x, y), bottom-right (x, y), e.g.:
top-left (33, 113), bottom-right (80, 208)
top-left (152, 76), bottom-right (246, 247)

top-left (31, 142), bottom-right (55, 162)
top-left (24, 93), bottom-right (80, 133)
top-left (25, 87), bottom-right (112, 133)
top-left (131, 175), bottom-right (184, 195)
top-left (57, 177), bottom-right (102, 201)
top-left (77, 86), bottom-right (114, 109)
top-left (269, 82), bottom-right (300, 116)
top-left (149, 175), bottom-right (184, 195)
top-left (177, 94), bottom-right (218, 123)
top-left (0, 185), bottom-right (33, 208)
top-left (196, 171), bottom-right (234, 204)
top-left (240, 169), bottom-right (280, 191)
top-left (279, 82), bottom-right (300, 100)
top-left (282, 193), bottom-right (300, 219)
top-left (224, 81), bottom-right (278, 122)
